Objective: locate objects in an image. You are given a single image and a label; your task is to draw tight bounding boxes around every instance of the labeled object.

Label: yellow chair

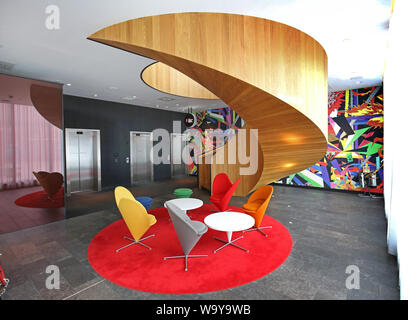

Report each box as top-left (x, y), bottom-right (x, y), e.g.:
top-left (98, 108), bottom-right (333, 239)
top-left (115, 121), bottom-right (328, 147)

top-left (114, 187), bottom-right (157, 252)
top-left (114, 186), bottom-right (156, 226)
top-left (114, 186), bottom-right (136, 206)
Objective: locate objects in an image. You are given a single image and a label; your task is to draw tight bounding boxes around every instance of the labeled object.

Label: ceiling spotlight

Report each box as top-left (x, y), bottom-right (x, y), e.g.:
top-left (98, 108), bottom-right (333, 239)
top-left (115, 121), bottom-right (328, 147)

top-left (66, 83), bottom-right (72, 86)
top-left (122, 96), bottom-right (137, 100)
top-left (93, 94), bottom-right (98, 97)
top-left (158, 97), bottom-right (176, 102)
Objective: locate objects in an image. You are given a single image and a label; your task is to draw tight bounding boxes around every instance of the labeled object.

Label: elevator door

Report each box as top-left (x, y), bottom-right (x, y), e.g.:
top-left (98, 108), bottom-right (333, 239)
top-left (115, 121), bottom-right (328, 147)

top-left (130, 132), bottom-right (153, 185)
top-left (66, 129), bottom-right (101, 194)
top-left (171, 133), bottom-right (188, 177)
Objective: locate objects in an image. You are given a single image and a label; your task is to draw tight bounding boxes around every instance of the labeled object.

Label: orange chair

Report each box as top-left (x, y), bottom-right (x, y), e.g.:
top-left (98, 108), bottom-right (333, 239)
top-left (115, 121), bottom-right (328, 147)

top-left (242, 185), bottom-right (274, 237)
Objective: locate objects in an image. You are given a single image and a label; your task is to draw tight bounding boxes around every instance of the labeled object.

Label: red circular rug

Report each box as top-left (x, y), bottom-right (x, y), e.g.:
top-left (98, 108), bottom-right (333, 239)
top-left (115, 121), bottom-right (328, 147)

top-left (14, 188), bottom-right (64, 208)
top-left (88, 204), bottom-right (292, 294)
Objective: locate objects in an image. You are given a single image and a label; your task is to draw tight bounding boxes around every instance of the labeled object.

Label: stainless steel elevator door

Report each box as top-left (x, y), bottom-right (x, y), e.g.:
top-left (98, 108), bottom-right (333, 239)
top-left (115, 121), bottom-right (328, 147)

top-left (66, 130), bottom-right (80, 192)
top-left (65, 129), bottom-right (101, 194)
top-left (78, 131), bottom-right (98, 191)
top-left (171, 133), bottom-right (188, 177)
top-left (130, 132), bottom-right (153, 185)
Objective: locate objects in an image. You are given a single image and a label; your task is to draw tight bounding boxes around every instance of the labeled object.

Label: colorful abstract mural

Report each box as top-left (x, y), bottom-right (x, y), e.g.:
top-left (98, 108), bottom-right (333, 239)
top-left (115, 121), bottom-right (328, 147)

top-left (187, 107), bottom-right (244, 175)
top-left (279, 86), bottom-right (384, 193)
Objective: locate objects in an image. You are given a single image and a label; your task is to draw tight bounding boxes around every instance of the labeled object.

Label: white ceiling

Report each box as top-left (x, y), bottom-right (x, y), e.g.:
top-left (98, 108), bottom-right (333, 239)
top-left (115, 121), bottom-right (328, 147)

top-left (0, 0), bottom-right (391, 113)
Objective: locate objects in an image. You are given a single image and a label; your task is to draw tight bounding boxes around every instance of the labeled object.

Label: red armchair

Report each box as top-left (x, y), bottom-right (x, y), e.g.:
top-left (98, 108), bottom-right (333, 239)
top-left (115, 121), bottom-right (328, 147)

top-left (209, 173), bottom-right (241, 212)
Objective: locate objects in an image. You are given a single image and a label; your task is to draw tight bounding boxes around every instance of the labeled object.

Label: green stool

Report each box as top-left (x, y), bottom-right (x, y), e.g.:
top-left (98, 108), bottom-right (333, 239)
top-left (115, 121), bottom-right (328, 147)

top-left (173, 188), bottom-right (193, 198)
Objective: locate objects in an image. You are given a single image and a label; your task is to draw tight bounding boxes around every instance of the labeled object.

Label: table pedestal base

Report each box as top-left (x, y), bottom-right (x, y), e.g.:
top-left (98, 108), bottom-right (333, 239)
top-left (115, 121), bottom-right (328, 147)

top-left (213, 234), bottom-right (249, 253)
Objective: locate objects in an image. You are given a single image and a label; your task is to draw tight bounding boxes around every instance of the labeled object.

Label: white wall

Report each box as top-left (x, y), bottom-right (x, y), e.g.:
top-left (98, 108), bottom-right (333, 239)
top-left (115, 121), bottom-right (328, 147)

top-left (383, 0), bottom-right (408, 300)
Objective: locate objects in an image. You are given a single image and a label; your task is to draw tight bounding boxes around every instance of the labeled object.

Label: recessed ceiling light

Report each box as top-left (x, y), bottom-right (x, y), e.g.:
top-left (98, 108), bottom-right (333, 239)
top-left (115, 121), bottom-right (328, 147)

top-left (158, 97), bottom-right (176, 102)
top-left (66, 83), bottom-right (72, 86)
top-left (108, 86), bottom-right (118, 90)
top-left (93, 94), bottom-right (98, 97)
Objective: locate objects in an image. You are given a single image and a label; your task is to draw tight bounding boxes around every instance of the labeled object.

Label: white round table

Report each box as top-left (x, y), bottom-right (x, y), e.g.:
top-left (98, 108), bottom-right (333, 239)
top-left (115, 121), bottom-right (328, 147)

top-left (164, 198), bottom-right (203, 218)
top-left (165, 198), bottom-right (203, 211)
top-left (204, 211), bottom-right (255, 253)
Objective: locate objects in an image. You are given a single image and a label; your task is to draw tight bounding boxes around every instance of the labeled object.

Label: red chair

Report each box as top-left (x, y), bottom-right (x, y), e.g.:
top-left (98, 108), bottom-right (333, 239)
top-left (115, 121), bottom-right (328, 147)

top-left (209, 173), bottom-right (241, 212)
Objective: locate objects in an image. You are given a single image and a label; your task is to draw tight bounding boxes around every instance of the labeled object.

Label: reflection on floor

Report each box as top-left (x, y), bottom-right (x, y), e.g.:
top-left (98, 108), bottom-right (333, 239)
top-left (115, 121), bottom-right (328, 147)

top-left (0, 186), bottom-right (64, 234)
top-left (65, 177), bottom-right (197, 219)
top-left (0, 179), bottom-right (400, 300)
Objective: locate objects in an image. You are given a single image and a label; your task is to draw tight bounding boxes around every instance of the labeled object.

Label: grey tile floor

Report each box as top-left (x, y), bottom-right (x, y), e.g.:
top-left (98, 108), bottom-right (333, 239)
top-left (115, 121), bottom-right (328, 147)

top-left (0, 179), bottom-right (400, 300)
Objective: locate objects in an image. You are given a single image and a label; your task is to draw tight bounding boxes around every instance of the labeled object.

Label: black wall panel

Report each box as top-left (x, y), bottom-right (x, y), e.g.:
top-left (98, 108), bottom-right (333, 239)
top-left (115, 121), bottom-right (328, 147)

top-left (63, 95), bottom-right (186, 190)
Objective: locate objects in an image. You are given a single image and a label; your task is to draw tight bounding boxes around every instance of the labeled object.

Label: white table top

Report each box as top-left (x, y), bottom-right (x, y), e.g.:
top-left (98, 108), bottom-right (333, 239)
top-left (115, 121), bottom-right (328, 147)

top-left (204, 211), bottom-right (255, 232)
top-left (165, 198), bottom-right (203, 211)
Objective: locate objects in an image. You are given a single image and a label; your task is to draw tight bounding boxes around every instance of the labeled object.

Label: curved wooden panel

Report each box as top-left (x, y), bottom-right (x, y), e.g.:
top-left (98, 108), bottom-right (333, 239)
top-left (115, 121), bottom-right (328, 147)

top-left (210, 127), bottom-right (264, 196)
top-left (89, 13), bottom-right (328, 195)
top-left (30, 84), bottom-right (62, 129)
top-left (142, 62), bottom-right (218, 99)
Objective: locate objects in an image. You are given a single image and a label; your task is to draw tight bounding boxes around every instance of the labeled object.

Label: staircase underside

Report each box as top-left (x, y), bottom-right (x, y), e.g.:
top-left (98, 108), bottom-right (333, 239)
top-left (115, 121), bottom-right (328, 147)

top-left (88, 12), bottom-right (328, 196)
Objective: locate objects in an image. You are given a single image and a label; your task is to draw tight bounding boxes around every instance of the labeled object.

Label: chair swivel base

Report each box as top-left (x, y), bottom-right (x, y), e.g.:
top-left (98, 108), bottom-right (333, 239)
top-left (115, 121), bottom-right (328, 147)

top-left (163, 254), bottom-right (207, 271)
top-left (213, 236), bottom-right (249, 253)
top-left (116, 234), bottom-right (155, 252)
top-left (243, 226), bottom-right (272, 237)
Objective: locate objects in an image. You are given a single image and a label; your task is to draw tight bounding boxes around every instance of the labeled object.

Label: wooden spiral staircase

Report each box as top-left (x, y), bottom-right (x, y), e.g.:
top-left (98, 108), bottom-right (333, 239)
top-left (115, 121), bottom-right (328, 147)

top-left (88, 12), bottom-right (328, 196)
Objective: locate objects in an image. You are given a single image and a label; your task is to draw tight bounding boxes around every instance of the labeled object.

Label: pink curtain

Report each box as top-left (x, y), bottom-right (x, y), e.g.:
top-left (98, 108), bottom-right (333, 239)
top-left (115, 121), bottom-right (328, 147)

top-left (0, 103), bottom-right (62, 190)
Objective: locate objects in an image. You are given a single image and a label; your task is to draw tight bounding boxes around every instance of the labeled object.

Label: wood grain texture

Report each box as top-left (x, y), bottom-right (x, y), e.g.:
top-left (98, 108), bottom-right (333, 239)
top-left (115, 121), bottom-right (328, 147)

top-left (210, 126), bottom-right (264, 196)
top-left (30, 84), bottom-right (62, 129)
top-left (89, 12), bottom-right (328, 195)
top-left (198, 162), bottom-right (211, 191)
top-left (142, 62), bottom-right (218, 99)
